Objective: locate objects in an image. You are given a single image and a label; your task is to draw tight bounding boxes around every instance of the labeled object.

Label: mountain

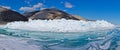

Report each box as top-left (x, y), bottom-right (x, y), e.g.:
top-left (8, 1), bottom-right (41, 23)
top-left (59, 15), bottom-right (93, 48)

top-left (28, 8), bottom-right (89, 21)
top-left (0, 7), bottom-right (92, 24)
top-left (0, 6), bottom-right (28, 23)
top-left (23, 11), bottom-right (39, 18)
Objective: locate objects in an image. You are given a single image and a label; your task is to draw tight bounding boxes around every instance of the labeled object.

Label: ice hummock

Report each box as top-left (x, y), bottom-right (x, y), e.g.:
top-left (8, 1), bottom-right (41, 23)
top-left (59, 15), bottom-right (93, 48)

top-left (4, 19), bottom-right (115, 32)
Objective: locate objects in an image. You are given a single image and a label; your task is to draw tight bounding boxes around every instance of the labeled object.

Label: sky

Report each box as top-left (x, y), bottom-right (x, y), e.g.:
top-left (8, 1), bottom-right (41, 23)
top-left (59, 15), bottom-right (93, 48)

top-left (0, 0), bottom-right (120, 24)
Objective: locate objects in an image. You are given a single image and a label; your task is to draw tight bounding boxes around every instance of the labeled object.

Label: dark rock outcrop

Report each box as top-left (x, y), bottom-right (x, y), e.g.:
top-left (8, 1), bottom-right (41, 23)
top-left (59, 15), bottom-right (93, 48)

top-left (29, 8), bottom-right (88, 21)
top-left (0, 7), bottom-right (28, 22)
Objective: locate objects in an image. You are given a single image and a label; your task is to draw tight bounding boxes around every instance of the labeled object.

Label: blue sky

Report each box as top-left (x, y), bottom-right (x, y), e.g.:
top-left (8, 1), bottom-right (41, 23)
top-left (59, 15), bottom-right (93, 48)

top-left (0, 0), bottom-right (120, 24)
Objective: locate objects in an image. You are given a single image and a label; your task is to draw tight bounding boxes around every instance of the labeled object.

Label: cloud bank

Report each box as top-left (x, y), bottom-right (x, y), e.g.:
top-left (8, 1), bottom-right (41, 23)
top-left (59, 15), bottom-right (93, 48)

top-left (20, 1), bottom-right (74, 12)
top-left (19, 3), bottom-right (44, 12)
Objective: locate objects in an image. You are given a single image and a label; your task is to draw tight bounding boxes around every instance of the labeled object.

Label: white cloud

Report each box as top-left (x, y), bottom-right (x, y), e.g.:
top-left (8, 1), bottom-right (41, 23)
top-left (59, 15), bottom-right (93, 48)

top-left (33, 3), bottom-right (43, 8)
top-left (1, 6), bottom-right (11, 9)
top-left (65, 2), bottom-right (73, 8)
top-left (19, 3), bottom-right (44, 12)
top-left (19, 7), bottom-right (36, 12)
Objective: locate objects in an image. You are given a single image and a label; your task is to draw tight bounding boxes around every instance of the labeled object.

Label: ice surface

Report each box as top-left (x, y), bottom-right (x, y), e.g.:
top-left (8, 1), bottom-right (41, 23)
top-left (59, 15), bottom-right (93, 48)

top-left (0, 35), bottom-right (41, 50)
top-left (4, 19), bottom-right (115, 32)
